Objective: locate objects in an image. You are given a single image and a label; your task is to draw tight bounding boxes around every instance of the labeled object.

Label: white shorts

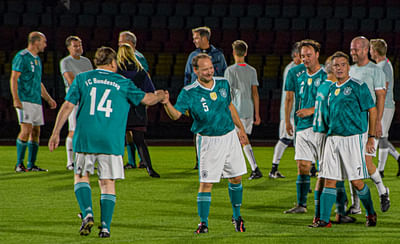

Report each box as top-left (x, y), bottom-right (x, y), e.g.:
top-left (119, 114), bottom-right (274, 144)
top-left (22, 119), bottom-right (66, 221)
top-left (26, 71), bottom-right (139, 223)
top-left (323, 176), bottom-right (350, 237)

top-left (197, 129), bottom-right (247, 183)
top-left (16, 101), bottom-right (44, 126)
top-left (319, 134), bottom-right (369, 181)
top-left (381, 108), bottom-right (394, 138)
top-left (68, 104), bottom-right (78, 131)
top-left (315, 132), bottom-right (327, 165)
top-left (279, 119), bottom-right (295, 140)
top-left (235, 117), bottom-right (253, 135)
top-left (75, 153), bottom-right (125, 180)
top-left (295, 127), bottom-right (318, 162)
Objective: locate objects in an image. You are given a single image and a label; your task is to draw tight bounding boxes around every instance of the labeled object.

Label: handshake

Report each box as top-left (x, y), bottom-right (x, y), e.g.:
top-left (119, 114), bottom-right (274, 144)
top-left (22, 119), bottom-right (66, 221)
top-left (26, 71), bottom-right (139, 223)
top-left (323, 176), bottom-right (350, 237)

top-left (154, 90), bottom-right (170, 105)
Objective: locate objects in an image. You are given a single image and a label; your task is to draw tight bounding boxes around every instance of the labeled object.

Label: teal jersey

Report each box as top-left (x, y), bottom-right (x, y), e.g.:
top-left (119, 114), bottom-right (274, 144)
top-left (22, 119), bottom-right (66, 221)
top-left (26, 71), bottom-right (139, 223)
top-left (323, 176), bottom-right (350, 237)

top-left (327, 78), bottom-right (375, 136)
top-left (135, 50), bottom-right (149, 72)
top-left (174, 77), bottom-right (234, 136)
top-left (376, 58), bottom-right (395, 109)
top-left (349, 61), bottom-right (385, 103)
top-left (66, 69), bottom-right (146, 155)
top-left (284, 63), bottom-right (306, 124)
top-left (11, 49), bottom-right (42, 104)
top-left (280, 61), bottom-right (299, 120)
top-left (313, 80), bottom-right (333, 133)
top-left (286, 66), bottom-right (327, 131)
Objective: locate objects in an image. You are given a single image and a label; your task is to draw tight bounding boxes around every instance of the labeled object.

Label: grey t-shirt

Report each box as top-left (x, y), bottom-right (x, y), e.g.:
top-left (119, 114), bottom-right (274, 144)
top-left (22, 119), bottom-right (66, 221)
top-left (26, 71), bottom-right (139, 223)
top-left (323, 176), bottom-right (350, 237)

top-left (376, 58), bottom-right (395, 109)
top-left (60, 55), bottom-right (93, 88)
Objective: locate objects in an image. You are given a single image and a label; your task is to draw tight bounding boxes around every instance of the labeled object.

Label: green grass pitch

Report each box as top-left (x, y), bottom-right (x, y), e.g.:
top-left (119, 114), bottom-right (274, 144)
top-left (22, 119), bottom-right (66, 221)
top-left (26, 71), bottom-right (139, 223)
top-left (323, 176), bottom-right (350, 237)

top-left (1, 145), bottom-right (400, 243)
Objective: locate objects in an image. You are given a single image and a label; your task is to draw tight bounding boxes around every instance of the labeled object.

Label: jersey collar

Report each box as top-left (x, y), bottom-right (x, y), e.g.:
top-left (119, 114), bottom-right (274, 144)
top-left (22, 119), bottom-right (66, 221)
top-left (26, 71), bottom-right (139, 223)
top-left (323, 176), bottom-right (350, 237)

top-left (196, 77), bottom-right (216, 91)
top-left (335, 77), bottom-right (351, 87)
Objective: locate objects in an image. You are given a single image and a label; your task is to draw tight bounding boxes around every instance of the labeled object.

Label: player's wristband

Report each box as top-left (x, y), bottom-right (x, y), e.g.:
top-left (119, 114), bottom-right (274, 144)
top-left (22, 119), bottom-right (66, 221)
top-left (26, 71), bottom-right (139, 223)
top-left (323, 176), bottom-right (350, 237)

top-left (368, 134), bottom-right (375, 138)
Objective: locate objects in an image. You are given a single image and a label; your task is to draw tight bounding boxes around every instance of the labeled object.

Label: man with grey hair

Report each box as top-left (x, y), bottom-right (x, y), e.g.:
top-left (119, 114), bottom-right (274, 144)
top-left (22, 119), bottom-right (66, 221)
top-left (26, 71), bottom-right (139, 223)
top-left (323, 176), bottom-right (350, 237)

top-left (118, 31), bottom-right (149, 72)
top-left (60, 35), bottom-right (93, 170)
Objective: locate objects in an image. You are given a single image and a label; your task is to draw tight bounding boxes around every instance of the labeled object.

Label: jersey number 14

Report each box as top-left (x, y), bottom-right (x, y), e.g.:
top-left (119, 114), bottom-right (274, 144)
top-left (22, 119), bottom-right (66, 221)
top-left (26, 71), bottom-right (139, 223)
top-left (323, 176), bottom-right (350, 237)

top-left (89, 87), bottom-right (113, 117)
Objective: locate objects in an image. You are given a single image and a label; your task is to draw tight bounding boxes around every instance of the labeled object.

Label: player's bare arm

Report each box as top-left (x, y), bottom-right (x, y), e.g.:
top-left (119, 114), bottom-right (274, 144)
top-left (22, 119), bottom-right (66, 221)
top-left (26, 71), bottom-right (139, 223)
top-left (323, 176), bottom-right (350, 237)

top-left (41, 83), bottom-right (57, 109)
top-left (63, 71), bottom-right (75, 86)
top-left (251, 85), bottom-right (261, 125)
top-left (49, 101), bottom-right (75, 151)
top-left (162, 90), bottom-right (182, 120)
top-left (10, 70), bottom-right (22, 109)
top-left (140, 90), bottom-right (166, 106)
top-left (367, 106), bottom-right (377, 154)
top-left (375, 89), bottom-right (385, 138)
top-left (296, 107), bottom-right (315, 118)
top-left (229, 102), bottom-right (249, 145)
top-left (284, 91), bottom-right (294, 136)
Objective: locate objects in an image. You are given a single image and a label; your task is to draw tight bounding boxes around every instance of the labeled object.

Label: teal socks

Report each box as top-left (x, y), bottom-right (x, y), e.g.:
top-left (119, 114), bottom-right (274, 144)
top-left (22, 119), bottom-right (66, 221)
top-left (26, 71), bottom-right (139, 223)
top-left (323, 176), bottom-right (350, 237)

top-left (229, 182), bottom-right (243, 220)
top-left (296, 175), bottom-right (310, 207)
top-left (356, 184), bottom-right (375, 216)
top-left (126, 143), bottom-right (136, 166)
top-left (336, 181), bottom-right (347, 216)
top-left (314, 190), bottom-right (321, 218)
top-left (197, 192), bottom-right (211, 226)
top-left (100, 194), bottom-right (116, 232)
top-left (320, 187), bottom-right (337, 223)
top-left (74, 182), bottom-right (93, 218)
top-left (16, 139), bottom-right (27, 167)
top-left (27, 141), bottom-right (39, 168)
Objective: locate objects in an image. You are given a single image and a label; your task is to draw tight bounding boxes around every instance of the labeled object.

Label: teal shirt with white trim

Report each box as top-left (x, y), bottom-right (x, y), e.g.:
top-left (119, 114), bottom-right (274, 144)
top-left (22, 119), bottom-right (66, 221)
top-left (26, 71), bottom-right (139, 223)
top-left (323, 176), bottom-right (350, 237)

top-left (313, 80), bottom-right (333, 133)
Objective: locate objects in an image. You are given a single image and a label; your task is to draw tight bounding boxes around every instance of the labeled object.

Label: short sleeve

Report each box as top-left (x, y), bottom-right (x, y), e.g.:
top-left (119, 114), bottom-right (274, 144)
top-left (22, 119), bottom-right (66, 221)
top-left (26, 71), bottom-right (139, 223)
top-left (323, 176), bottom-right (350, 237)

top-left (359, 83), bottom-right (375, 111)
top-left (60, 59), bottom-right (71, 74)
top-left (374, 68), bottom-right (386, 90)
top-left (174, 89), bottom-right (191, 114)
top-left (250, 68), bottom-right (259, 86)
top-left (65, 76), bottom-right (81, 105)
top-left (284, 68), bottom-right (296, 92)
top-left (12, 54), bottom-right (24, 72)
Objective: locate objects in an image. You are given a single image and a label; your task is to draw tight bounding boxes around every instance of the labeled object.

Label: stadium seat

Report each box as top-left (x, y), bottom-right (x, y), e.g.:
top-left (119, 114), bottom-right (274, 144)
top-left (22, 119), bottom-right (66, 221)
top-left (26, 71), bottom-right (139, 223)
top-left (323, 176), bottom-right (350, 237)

top-left (22, 13), bottom-right (39, 27)
top-left (274, 18), bottom-right (290, 30)
top-left (343, 19), bottom-right (359, 31)
top-left (58, 14), bottom-right (76, 27)
top-left (193, 4), bottom-right (210, 16)
top-left (334, 6), bottom-right (349, 18)
top-left (83, 1), bottom-right (100, 15)
top-left (222, 17), bottom-right (238, 30)
top-left (151, 16), bottom-right (168, 29)
top-left (282, 5), bottom-right (298, 18)
top-left (40, 13), bottom-right (53, 27)
top-left (369, 6), bottom-right (384, 19)
top-left (247, 4), bottom-right (264, 17)
top-left (26, 0), bottom-right (43, 13)
top-left (120, 2), bottom-right (136, 15)
top-left (175, 3), bottom-right (191, 16)
top-left (138, 3), bottom-right (154, 16)
top-left (291, 31), bottom-right (307, 43)
top-left (6, 0), bottom-right (24, 13)
top-left (0, 27), bottom-right (15, 50)
top-left (351, 6), bottom-right (367, 19)
top-left (342, 31), bottom-right (359, 50)
top-left (255, 31), bottom-right (274, 53)
top-left (324, 31), bottom-right (342, 54)
top-left (132, 16), bottom-right (149, 29)
top-left (359, 19), bottom-right (376, 32)
top-left (101, 1), bottom-right (118, 15)
top-left (265, 5), bottom-right (281, 18)
top-left (3, 12), bottom-right (20, 26)
top-left (211, 4), bottom-right (227, 17)
top-left (316, 6), bottom-right (333, 17)
top-left (114, 15), bottom-right (131, 29)
top-left (229, 4), bottom-right (245, 17)
top-left (168, 16), bottom-right (185, 29)
top-left (325, 18), bottom-right (342, 31)
top-left (239, 17), bottom-right (255, 29)
top-left (274, 32), bottom-right (291, 54)
top-left (386, 7), bottom-right (400, 19)
top-left (78, 14), bottom-right (95, 28)
top-left (151, 29), bottom-right (169, 43)
top-left (299, 5), bottom-right (315, 18)
top-left (204, 17), bottom-right (220, 29)
top-left (96, 15), bottom-right (113, 28)
top-left (257, 17), bottom-right (273, 30)
top-left (186, 16), bottom-right (203, 29)
top-left (240, 30), bottom-right (257, 47)
top-left (291, 18), bottom-right (306, 30)
top-left (156, 3), bottom-right (174, 16)
top-left (308, 18), bottom-right (324, 31)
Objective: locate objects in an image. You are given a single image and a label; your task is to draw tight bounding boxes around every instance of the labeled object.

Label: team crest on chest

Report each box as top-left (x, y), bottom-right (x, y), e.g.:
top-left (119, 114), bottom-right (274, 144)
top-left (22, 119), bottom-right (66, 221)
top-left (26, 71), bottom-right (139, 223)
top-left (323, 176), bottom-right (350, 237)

top-left (314, 77), bottom-right (321, 87)
top-left (34, 60), bottom-right (38, 65)
top-left (344, 86), bottom-right (352, 95)
top-left (334, 88), bottom-right (340, 96)
top-left (210, 92), bottom-right (217, 101)
top-left (219, 88), bottom-right (227, 98)
top-left (307, 78), bottom-right (312, 86)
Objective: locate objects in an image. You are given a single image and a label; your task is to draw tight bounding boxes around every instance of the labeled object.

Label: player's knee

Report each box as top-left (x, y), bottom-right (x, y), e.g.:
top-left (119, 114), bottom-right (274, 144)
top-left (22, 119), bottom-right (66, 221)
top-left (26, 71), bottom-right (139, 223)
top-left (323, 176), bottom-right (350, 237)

top-left (229, 176), bottom-right (242, 184)
top-left (324, 179), bottom-right (336, 188)
top-left (351, 180), bottom-right (364, 191)
top-left (280, 138), bottom-right (292, 146)
top-left (99, 179), bottom-right (115, 194)
top-left (379, 137), bottom-right (389, 149)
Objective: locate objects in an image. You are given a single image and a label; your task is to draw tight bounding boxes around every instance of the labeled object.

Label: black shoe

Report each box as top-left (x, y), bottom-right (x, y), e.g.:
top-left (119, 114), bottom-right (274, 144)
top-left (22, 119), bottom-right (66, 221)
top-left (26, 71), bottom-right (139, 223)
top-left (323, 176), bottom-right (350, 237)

top-left (366, 213), bottom-right (377, 227)
top-left (308, 219), bottom-right (332, 228)
top-left (379, 170), bottom-right (384, 178)
top-left (248, 167), bottom-right (263, 180)
top-left (194, 222), bottom-right (208, 234)
top-left (333, 215), bottom-right (356, 224)
top-left (269, 170), bottom-right (285, 179)
top-left (79, 214), bottom-right (94, 236)
top-left (138, 161), bottom-right (146, 168)
top-left (147, 168), bottom-right (160, 178)
top-left (380, 187), bottom-right (390, 212)
top-left (233, 216), bottom-right (246, 232)
top-left (193, 162), bottom-right (198, 170)
top-left (98, 227), bottom-right (110, 238)
top-left (124, 163), bottom-right (136, 169)
top-left (345, 205), bottom-right (362, 215)
top-left (15, 164), bottom-right (28, 172)
top-left (310, 165), bottom-right (317, 177)
top-left (28, 165), bottom-right (48, 172)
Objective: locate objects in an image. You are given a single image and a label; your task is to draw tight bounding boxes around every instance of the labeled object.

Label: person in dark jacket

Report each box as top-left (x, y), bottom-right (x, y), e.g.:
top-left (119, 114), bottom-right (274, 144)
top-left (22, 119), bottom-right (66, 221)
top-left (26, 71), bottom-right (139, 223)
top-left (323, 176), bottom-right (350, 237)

top-left (117, 43), bottom-right (159, 178)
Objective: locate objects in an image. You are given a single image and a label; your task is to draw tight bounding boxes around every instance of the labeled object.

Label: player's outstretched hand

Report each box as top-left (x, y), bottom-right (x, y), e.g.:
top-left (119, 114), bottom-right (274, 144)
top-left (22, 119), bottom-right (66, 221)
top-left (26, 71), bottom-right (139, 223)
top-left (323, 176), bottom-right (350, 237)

top-left (238, 129), bottom-right (249, 145)
top-left (254, 114), bottom-right (261, 125)
top-left (366, 137), bottom-right (376, 154)
top-left (286, 122), bottom-right (294, 137)
top-left (48, 134), bottom-right (60, 152)
top-left (48, 98), bottom-right (57, 109)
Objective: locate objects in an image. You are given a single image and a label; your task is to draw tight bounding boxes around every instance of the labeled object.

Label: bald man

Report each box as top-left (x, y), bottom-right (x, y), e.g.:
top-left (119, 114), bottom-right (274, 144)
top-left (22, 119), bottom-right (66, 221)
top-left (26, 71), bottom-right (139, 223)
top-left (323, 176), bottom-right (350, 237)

top-left (10, 31), bottom-right (57, 172)
top-left (347, 36), bottom-right (390, 214)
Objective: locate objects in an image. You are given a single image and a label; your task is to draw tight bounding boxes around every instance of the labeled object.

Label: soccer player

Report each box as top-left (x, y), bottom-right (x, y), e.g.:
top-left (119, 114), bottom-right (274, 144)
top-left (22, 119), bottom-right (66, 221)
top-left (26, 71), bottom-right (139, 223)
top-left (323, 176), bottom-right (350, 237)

top-left (10, 31), bottom-right (57, 172)
top-left (269, 42), bottom-right (301, 179)
top-left (119, 30), bottom-right (149, 168)
top-left (48, 47), bottom-right (166, 238)
top-left (224, 40), bottom-right (262, 180)
top-left (310, 51), bottom-right (377, 228)
top-left (311, 56), bottom-right (354, 225)
top-left (284, 39), bottom-right (327, 214)
top-left (348, 36), bottom-right (390, 214)
top-left (369, 39), bottom-right (400, 177)
top-left (163, 53), bottom-right (247, 233)
top-left (117, 43), bottom-right (160, 178)
top-left (60, 36), bottom-right (93, 170)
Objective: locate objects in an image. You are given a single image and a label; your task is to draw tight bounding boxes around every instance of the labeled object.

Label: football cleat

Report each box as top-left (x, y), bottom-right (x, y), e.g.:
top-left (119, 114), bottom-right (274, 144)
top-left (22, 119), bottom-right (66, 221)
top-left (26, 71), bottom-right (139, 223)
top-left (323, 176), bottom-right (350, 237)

top-left (66, 164), bottom-right (74, 171)
top-left (98, 227), bottom-right (110, 238)
top-left (284, 205), bottom-right (307, 214)
top-left (366, 213), bottom-right (377, 227)
top-left (268, 170), bottom-right (285, 179)
top-left (248, 167), bottom-right (263, 180)
top-left (233, 216), bottom-right (246, 232)
top-left (28, 165), bottom-right (48, 172)
top-left (308, 220), bottom-right (332, 228)
top-left (15, 164), bottom-right (28, 172)
top-left (124, 163), bottom-right (136, 169)
top-left (138, 161), bottom-right (146, 168)
top-left (194, 222), bottom-right (208, 234)
top-left (312, 217), bottom-right (320, 224)
top-left (79, 214), bottom-right (94, 236)
top-left (380, 187), bottom-right (390, 212)
top-left (345, 205), bottom-right (362, 215)
top-left (147, 168), bottom-right (160, 178)
top-left (333, 214), bottom-right (356, 224)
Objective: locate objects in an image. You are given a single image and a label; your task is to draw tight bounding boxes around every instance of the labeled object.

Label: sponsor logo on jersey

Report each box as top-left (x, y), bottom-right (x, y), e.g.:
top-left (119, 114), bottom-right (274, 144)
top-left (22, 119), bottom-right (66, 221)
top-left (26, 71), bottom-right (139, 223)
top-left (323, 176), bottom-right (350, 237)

top-left (200, 97), bottom-right (206, 102)
top-left (334, 88), bottom-right (340, 96)
top-left (344, 86), bottom-right (352, 95)
top-left (210, 92), bottom-right (217, 101)
top-left (219, 88), bottom-right (227, 98)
